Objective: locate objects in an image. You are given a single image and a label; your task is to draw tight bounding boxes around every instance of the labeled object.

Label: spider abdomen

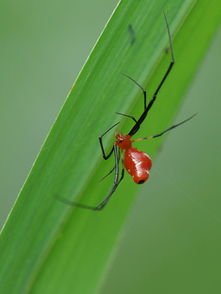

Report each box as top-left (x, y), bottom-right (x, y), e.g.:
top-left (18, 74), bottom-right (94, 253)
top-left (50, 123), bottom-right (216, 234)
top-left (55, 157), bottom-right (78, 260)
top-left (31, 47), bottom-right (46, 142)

top-left (124, 148), bottom-right (152, 184)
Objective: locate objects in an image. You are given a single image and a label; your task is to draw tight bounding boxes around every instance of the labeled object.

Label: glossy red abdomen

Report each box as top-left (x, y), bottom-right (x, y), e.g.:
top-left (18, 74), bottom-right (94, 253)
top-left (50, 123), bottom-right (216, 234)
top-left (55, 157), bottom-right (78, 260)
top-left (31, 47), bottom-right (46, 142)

top-left (124, 148), bottom-right (152, 184)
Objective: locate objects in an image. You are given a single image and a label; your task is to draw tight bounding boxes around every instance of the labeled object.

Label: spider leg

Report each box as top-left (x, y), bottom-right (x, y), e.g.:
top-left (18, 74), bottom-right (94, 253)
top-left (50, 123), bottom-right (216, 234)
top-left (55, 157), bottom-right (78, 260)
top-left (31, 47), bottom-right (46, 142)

top-left (133, 114), bottom-right (197, 142)
top-left (95, 151), bottom-right (125, 210)
top-left (100, 148), bottom-right (121, 182)
top-left (122, 73), bottom-right (147, 110)
top-left (117, 73), bottom-right (146, 125)
top-left (95, 168), bottom-right (125, 211)
top-left (151, 114), bottom-right (197, 138)
top-left (116, 112), bottom-right (138, 123)
top-left (99, 122), bottom-right (119, 160)
top-left (100, 165), bottom-right (116, 182)
top-left (57, 145), bottom-right (124, 211)
top-left (128, 13), bottom-right (175, 136)
top-left (145, 12), bottom-right (175, 113)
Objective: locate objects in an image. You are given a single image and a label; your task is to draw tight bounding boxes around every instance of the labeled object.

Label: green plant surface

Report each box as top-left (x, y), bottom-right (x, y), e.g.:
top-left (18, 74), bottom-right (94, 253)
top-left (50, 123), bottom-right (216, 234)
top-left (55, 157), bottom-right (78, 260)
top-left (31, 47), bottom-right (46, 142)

top-left (0, 0), bottom-right (221, 293)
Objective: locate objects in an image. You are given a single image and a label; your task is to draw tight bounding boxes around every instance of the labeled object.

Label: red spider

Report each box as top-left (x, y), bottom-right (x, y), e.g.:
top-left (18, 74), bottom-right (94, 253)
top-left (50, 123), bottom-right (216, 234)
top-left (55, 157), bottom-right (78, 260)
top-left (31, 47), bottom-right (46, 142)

top-left (59, 14), bottom-right (196, 210)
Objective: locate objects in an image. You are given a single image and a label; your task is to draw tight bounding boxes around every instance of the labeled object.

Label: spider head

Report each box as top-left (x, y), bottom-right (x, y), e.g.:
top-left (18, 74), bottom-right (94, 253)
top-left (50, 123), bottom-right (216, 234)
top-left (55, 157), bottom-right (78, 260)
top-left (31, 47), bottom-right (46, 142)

top-left (114, 133), bottom-right (132, 150)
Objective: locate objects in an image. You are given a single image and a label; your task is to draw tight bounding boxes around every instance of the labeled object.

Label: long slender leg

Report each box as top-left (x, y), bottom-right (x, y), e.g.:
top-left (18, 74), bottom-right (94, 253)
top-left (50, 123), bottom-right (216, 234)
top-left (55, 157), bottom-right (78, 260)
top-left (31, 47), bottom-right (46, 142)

top-left (93, 145), bottom-right (124, 210)
top-left (117, 73), bottom-right (147, 124)
top-left (128, 13), bottom-right (175, 136)
top-left (145, 12), bottom-right (175, 112)
top-left (100, 166), bottom-right (115, 182)
top-left (95, 167), bottom-right (124, 211)
top-left (122, 73), bottom-right (147, 110)
top-left (116, 112), bottom-right (138, 123)
top-left (100, 149), bottom-right (121, 182)
top-left (56, 145), bottom-right (124, 211)
top-left (133, 114), bottom-right (197, 142)
top-left (151, 113), bottom-right (197, 138)
top-left (93, 155), bottom-right (125, 210)
top-left (99, 122), bottom-right (119, 160)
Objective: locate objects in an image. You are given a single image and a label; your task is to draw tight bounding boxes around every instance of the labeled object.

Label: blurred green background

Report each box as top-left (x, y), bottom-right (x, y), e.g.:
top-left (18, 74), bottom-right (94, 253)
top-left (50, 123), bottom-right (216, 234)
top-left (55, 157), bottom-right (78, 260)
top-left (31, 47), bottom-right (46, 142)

top-left (0, 1), bottom-right (220, 293)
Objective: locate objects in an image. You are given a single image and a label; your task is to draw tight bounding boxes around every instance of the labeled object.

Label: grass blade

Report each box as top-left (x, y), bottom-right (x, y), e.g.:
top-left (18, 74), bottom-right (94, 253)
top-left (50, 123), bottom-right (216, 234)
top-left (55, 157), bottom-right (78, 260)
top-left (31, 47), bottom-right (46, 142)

top-left (0, 0), bottom-right (221, 293)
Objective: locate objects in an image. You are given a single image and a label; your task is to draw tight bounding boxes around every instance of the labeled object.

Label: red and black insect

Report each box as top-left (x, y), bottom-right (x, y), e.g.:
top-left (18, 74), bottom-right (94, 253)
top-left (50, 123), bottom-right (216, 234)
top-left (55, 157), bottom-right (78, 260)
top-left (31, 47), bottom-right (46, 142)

top-left (60, 14), bottom-right (196, 210)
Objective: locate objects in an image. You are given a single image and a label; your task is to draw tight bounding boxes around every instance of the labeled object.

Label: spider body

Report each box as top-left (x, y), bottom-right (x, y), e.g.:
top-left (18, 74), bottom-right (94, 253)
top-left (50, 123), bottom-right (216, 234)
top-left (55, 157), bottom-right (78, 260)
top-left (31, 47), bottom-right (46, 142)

top-left (115, 133), bottom-right (152, 184)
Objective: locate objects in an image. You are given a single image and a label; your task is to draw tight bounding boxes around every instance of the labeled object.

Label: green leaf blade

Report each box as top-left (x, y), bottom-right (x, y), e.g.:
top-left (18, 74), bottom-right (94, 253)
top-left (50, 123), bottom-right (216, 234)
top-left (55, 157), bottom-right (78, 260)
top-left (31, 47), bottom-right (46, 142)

top-left (1, 0), bottom-right (221, 293)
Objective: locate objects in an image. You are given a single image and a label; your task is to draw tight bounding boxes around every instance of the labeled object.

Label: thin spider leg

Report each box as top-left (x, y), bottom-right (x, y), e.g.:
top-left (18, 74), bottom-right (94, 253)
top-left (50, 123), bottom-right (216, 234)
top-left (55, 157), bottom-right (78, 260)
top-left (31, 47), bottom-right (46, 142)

top-left (128, 13), bottom-right (175, 136)
top-left (100, 165), bottom-right (115, 182)
top-left (99, 122), bottom-right (119, 160)
top-left (94, 145), bottom-right (122, 210)
top-left (117, 159), bottom-right (125, 184)
top-left (95, 167), bottom-right (124, 211)
top-left (122, 73), bottom-right (147, 109)
top-left (116, 112), bottom-right (138, 123)
top-left (100, 148), bottom-right (121, 182)
top-left (152, 12), bottom-right (175, 99)
top-left (151, 113), bottom-right (197, 138)
top-left (133, 114), bottom-right (197, 142)
top-left (56, 145), bottom-right (124, 211)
